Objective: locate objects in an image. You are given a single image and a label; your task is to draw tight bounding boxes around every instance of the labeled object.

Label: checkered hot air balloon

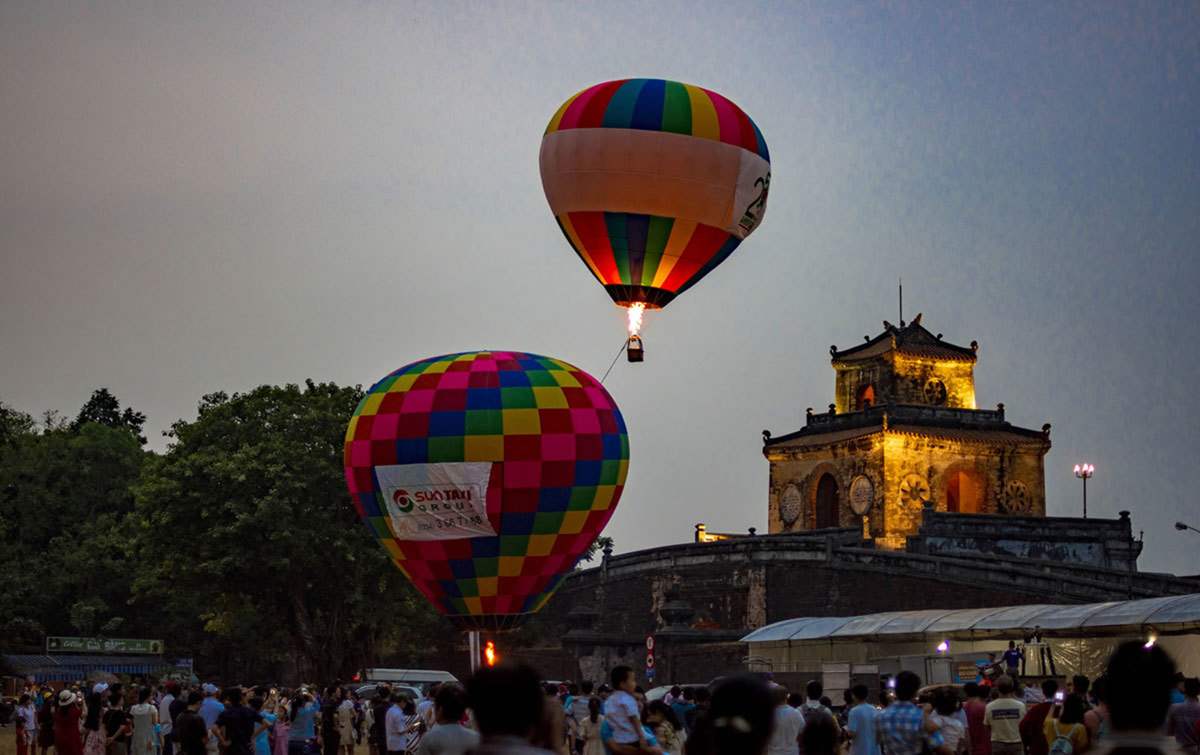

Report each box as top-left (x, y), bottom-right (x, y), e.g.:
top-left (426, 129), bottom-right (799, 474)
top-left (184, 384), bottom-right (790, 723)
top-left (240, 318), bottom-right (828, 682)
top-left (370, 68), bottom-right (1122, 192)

top-left (540, 78), bottom-right (771, 317)
top-left (343, 351), bottom-right (629, 631)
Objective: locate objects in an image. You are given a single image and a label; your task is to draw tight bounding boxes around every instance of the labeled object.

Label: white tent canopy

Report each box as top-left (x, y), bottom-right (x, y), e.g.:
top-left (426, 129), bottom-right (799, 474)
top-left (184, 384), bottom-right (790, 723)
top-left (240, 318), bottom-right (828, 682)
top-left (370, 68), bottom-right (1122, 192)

top-left (742, 593), bottom-right (1200, 644)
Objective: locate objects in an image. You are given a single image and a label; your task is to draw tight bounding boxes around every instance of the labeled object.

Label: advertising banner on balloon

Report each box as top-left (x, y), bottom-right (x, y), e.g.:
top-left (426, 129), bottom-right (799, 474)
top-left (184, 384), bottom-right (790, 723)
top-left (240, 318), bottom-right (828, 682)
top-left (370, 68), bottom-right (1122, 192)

top-left (375, 462), bottom-right (497, 540)
top-left (734, 156), bottom-right (770, 237)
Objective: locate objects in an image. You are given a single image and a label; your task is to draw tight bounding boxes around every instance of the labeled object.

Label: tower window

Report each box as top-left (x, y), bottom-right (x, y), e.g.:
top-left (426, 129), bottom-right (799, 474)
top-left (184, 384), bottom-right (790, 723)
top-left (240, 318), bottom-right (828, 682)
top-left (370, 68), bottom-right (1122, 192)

top-left (815, 473), bottom-right (840, 528)
top-left (855, 384), bottom-right (875, 411)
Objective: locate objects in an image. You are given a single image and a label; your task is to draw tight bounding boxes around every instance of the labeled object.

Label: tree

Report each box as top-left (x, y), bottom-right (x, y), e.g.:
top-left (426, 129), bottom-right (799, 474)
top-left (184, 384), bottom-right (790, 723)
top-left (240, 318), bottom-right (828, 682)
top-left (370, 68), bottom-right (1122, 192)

top-left (130, 381), bottom-right (445, 682)
top-left (72, 388), bottom-right (147, 444)
top-left (0, 399), bottom-right (146, 645)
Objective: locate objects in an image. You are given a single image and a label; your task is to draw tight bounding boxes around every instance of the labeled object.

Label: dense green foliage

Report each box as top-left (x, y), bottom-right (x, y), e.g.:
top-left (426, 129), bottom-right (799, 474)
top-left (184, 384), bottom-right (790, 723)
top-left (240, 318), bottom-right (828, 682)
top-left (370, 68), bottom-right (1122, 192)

top-left (0, 386), bottom-right (451, 682)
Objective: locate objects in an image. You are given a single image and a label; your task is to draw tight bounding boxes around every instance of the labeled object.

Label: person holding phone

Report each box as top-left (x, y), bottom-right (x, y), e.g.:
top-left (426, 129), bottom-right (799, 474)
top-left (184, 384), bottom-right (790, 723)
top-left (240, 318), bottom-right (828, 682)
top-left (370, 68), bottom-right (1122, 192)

top-left (1021, 681), bottom-right (1061, 755)
top-left (1043, 695), bottom-right (1088, 755)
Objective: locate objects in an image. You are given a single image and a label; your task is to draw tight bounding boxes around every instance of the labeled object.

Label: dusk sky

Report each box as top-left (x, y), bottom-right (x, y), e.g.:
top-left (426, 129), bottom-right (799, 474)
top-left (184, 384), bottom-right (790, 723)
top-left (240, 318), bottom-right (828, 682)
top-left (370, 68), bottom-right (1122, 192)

top-left (2, 2), bottom-right (1198, 575)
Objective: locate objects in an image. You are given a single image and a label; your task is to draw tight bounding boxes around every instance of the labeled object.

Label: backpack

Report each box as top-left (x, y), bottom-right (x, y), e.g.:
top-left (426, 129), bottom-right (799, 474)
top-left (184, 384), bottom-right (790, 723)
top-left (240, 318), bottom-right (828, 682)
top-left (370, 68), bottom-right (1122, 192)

top-left (802, 704), bottom-right (833, 727)
top-left (1048, 722), bottom-right (1077, 755)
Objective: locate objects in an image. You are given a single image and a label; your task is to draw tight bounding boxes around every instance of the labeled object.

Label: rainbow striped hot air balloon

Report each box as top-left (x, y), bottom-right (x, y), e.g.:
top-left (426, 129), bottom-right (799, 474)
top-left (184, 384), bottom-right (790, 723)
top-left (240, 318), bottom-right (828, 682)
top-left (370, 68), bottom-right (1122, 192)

top-left (540, 78), bottom-right (770, 324)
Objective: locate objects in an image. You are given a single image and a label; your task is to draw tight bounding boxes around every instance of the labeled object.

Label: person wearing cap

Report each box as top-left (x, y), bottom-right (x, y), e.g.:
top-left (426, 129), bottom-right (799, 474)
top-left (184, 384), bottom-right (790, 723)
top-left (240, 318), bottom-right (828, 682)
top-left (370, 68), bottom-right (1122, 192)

top-left (199, 685), bottom-right (225, 755)
top-left (54, 690), bottom-right (84, 755)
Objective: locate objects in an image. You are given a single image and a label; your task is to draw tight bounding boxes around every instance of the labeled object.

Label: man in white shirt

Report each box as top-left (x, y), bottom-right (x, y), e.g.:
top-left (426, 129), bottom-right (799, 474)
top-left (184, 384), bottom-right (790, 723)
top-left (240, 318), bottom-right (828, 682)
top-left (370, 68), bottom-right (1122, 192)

top-left (767, 685), bottom-right (805, 755)
top-left (605, 666), bottom-right (648, 752)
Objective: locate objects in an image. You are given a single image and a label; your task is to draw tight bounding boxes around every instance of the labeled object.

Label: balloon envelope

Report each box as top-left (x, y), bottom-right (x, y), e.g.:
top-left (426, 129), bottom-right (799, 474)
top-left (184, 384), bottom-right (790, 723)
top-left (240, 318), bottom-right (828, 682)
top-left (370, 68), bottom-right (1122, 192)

top-left (540, 78), bottom-right (771, 309)
top-left (344, 351), bottom-right (629, 630)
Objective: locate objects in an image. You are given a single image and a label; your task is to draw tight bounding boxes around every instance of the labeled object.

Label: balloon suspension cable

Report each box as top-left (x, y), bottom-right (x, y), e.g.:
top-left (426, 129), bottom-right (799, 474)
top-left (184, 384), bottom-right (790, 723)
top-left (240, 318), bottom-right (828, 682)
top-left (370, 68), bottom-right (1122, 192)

top-left (600, 337), bottom-right (629, 385)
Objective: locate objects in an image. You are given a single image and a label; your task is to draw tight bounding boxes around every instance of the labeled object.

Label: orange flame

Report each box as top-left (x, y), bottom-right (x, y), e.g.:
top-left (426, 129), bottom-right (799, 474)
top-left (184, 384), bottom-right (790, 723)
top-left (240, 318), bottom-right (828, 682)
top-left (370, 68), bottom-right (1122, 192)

top-left (484, 640), bottom-right (498, 667)
top-left (626, 303), bottom-right (645, 337)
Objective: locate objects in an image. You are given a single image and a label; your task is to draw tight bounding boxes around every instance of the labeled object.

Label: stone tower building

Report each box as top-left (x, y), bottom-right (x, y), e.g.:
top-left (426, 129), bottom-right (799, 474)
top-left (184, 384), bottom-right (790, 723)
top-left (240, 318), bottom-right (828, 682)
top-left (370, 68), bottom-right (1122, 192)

top-left (763, 315), bottom-right (1051, 548)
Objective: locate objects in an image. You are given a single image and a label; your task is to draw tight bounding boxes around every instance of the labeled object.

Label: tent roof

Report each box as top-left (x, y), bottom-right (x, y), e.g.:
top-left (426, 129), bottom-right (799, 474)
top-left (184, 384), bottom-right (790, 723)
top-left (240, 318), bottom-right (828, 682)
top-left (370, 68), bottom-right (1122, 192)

top-left (742, 593), bottom-right (1200, 643)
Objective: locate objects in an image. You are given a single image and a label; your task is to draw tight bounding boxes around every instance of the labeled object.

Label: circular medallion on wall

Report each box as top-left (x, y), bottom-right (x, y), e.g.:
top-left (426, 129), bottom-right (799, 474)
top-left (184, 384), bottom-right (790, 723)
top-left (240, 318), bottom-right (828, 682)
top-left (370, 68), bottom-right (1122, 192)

top-left (923, 378), bottom-right (948, 405)
top-left (1003, 481), bottom-right (1033, 514)
top-left (899, 473), bottom-right (931, 506)
top-left (849, 475), bottom-right (875, 516)
top-left (779, 485), bottom-right (802, 526)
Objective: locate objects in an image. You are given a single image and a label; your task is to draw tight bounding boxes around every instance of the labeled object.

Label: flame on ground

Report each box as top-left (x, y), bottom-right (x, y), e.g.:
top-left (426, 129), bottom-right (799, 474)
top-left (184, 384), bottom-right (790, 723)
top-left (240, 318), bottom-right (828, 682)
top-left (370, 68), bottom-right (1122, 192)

top-left (626, 302), bottom-right (646, 337)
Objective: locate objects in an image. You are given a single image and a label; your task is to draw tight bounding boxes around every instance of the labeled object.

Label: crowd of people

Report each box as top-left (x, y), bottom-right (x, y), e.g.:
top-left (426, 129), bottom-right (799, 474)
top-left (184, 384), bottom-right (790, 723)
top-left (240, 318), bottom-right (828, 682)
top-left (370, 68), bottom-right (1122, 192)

top-left (7, 640), bottom-right (1199, 755)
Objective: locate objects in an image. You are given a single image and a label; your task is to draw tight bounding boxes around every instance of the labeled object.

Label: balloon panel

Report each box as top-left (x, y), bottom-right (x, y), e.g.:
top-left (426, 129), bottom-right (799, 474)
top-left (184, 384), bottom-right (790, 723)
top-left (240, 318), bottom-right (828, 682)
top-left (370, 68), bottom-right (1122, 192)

top-left (343, 351), bottom-right (629, 631)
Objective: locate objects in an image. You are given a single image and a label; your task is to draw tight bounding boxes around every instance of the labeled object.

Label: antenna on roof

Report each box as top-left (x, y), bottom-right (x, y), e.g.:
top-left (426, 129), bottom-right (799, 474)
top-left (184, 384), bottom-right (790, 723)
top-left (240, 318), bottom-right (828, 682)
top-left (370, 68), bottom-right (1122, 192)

top-left (899, 278), bottom-right (904, 327)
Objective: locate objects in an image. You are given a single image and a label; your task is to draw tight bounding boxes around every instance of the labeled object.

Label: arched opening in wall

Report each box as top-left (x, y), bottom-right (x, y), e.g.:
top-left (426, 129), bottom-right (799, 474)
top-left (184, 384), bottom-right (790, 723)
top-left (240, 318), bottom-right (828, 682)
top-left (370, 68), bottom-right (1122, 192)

top-left (946, 470), bottom-right (983, 514)
top-left (855, 384), bottom-right (875, 410)
top-left (815, 474), bottom-right (840, 528)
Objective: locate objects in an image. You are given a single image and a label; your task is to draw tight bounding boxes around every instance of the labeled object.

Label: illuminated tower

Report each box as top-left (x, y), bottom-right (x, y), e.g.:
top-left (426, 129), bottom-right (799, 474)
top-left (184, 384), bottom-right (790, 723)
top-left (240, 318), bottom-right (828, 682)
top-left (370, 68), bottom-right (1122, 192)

top-left (763, 315), bottom-right (1051, 548)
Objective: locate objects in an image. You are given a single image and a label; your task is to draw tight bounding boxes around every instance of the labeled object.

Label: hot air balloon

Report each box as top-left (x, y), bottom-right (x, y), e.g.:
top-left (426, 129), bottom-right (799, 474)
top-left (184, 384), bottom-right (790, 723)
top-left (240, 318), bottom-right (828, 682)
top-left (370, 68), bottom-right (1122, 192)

top-left (343, 351), bottom-right (629, 630)
top-left (540, 78), bottom-right (771, 357)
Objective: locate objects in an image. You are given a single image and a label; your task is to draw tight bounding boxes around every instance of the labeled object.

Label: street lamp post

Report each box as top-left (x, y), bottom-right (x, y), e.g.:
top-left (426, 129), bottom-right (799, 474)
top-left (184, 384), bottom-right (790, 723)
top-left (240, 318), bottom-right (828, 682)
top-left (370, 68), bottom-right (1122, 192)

top-left (1074, 463), bottom-right (1095, 518)
top-left (1176, 521), bottom-right (1200, 536)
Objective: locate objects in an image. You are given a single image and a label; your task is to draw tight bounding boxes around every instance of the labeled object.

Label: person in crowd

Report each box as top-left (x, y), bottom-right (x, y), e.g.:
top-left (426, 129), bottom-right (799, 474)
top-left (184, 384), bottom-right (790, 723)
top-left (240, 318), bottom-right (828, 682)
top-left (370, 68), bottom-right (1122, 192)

top-left (786, 694), bottom-right (804, 711)
top-left (16, 694), bottom-right (32, 755)
top-left (1002, 642), bottom-right (1024, 679)
top-left (17, 694), bottom-right (37, 755)
top-left (466, 664), bottom-right (557, 754)
top-left (800, 715), bottom-right (838, 755)
top-left (1043, 694), bottom-right (1088, 755)
top-left (603, 667), bottom-right (650, 754)
top-left (248, 697), bottom-right (275, 755)
top-left (367, 686), bottom-right (391, 755)
top-left (81, 692), bottom-right (107, 755)
top-left (287, 690), bottom-right (319, 755)
top-left (384, 690), bottom-right (416, 755)
top-left (318, 687), bottom-right (341, 755)
top-left (844, 684), bottom-right (878, 755)
top-left (645, 701), bottom-right (683, 755)
top-left (197, 685), bottom-right (224, 755)
top-left (930, 689), bottom-right (966, 755)
top-left (569, 681), bottom-right (595, 754)
top-left (129, 687), bottom-right (159, 755)
top-left (416, 687), bottom-right (438, 735)
top-left (106, 688), bottom-right (134, 755)
top-left (1171, 675), bottom-right (1188, 707)
top-left (766, 684), bottom-right (803, 755)
top-left (1021, 680), bottom-right (1060, 755)
top-left (874, 671), bottom-right (946, 755)
top-left (36, 691), bottom-right (55, 755)
top-left (683, 675), bottom-right (772, 755)
top-left (54, 689), bottom-right (84, 755)
top-left (175, 693), bottom-right (209, 755)
top-left (1069, 679), bottom-right (1092, 712)
top-left (1083, 678), bottom-right (1110, 745)
top-left (1087, 641), bottom-right (1181, 755)
top-left (799, 681), bottom-right (837, 733)
top-left (985, 676), bottom-right (1026, 755)
top-left (533, 684), bottom-right (567, 754)
top-left (1164, 677), bottom-right (1200, 753)
top-left (685, 689), bottom-right (711, 735)
top-left (214, 687), bottom-right (264, 755)
top-left (271, 698), bottom-right (290, 755)
top-left (415, 683), bottom-right (478, 755)
top-left (670, 689), bottom-right (696, 738)
top-left (335, 688), bottom-right (355, 755)
top-left (169, 686), bottom-right (190, 755)
top-left (159, 683), bottom-right (179, 755)
top-left (578, 698), bottom-right (605, 755)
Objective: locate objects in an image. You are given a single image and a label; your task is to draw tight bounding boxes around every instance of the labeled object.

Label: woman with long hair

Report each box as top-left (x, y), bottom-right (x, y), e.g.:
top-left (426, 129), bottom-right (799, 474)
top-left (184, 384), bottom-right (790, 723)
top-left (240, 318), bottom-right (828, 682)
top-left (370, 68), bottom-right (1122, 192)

top-left (580, 697), bottom-right (605, 755)
top-left (82, 693), bottom-right (106, 755)
top-left (1044, 695), bottom-right (1089, 755)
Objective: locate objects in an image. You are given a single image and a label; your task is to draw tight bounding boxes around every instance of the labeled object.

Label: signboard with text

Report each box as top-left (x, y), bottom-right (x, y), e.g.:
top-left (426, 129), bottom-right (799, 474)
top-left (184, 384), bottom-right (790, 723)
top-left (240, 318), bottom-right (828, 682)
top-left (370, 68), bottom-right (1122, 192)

top-left (46, 637), bottom-right (164, 655)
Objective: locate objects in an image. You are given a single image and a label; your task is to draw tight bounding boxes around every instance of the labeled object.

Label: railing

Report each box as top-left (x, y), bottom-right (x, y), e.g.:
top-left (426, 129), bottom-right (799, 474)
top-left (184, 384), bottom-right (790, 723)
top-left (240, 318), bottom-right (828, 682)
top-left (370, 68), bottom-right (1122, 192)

top-left (805, 403), bottom-right (1006, 428)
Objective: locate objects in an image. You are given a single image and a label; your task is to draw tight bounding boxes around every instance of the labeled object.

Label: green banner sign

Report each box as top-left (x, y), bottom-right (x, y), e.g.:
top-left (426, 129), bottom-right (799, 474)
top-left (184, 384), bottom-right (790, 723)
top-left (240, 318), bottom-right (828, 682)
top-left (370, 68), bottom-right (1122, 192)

top-left (46, 637), bottom-right (164, 655)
